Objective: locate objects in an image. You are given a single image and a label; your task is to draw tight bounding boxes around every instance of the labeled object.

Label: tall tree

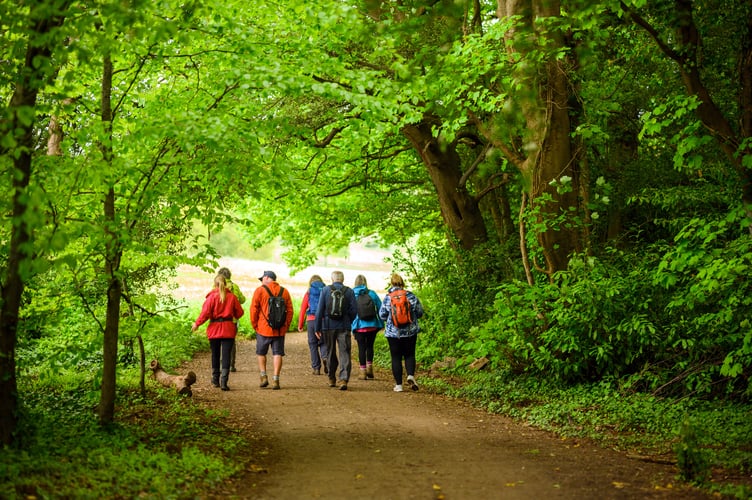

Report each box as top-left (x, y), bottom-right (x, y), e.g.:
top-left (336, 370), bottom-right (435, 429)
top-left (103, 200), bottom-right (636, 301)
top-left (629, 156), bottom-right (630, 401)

top-left (493, 0), bottom-right (583, 276)
top-left (616, 0), bottom-right (752, 233)
top-left (0, 0), bottom-right (69, 446)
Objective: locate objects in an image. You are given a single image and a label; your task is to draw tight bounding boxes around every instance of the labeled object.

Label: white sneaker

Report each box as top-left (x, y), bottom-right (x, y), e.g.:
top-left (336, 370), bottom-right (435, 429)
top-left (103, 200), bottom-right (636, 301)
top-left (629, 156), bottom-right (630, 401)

top-left (407, 376), bottom-right (419, 391)
top-left (393, 384), bottom-right (403, 392)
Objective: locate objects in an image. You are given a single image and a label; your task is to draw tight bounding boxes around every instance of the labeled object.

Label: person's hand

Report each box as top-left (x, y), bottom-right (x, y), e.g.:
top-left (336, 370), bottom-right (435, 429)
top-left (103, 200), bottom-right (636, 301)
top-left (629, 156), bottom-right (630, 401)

top-left (298, 327), bottom-right (303, 332)
top-left (191, 324), bottom-right (197, 332)
top-left (315, 331), bottom-right (321, 339)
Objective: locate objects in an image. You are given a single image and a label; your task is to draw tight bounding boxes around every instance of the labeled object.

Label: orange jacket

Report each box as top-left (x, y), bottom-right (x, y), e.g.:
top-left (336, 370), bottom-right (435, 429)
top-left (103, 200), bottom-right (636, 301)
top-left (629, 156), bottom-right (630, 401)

top-left (250, 281), bottom-right (293, 337)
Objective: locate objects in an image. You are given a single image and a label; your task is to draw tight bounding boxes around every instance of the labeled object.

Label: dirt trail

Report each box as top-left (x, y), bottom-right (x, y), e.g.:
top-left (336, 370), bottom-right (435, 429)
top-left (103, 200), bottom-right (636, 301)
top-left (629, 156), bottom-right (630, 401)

top-left (181, 332), bottom-right (708, 500)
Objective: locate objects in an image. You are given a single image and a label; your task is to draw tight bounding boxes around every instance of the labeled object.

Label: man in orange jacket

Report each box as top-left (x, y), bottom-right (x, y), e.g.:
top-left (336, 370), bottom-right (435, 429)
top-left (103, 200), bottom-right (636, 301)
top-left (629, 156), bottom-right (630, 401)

top-left (250, 270), bottom-right (293, 390)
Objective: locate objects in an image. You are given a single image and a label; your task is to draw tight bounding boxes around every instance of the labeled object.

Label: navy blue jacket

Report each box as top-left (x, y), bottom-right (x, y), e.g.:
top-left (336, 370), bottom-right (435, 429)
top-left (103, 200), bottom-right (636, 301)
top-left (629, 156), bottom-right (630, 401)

top-left (314, 282), bottom-right (357, 332)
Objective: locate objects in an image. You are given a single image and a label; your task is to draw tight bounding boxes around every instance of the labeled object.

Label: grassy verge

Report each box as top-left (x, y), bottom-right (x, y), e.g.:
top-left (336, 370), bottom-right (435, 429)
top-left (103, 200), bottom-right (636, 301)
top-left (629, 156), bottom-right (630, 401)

top-left (419, 369), bottom-right (752, 499)
top-left (0, 384), bottom-right (250, 499)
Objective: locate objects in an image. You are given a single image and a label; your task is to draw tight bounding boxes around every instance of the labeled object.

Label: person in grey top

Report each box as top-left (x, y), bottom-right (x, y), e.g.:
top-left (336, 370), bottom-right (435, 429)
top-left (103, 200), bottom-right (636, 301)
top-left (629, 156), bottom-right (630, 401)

top-left (314, 270), bottom-right (357, 390)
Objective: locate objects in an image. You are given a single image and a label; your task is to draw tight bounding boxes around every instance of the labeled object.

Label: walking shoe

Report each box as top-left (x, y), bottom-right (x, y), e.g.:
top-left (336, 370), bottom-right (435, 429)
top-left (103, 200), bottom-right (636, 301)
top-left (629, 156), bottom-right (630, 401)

top-left (259, 374), bottom-right (269, 388)
top-left (407, 376), bottom-right (419, 391)
top-left (328, 377), bottom-right (337, 387)
top-left (366, 364), bottom-right (374, 379)
top-left (338, 380), bottom-right (348, 391)
top-left (312, 368), bottom-right (321, 375)
top-left (393, 384), bottom-right (403, 392)
top-left (322, 359), bottom-right (328, 375)
top-left (357, 368), bottom-right (367, 380)
top-left (230, 366), bottom-right (237, 373)
top-left (272, 379), bottom-right (280, 390)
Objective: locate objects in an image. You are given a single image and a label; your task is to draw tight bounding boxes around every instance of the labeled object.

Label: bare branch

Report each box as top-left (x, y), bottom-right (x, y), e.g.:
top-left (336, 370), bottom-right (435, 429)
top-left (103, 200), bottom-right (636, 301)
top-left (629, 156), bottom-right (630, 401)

top-left (459, 142), bottom-right (491, 188)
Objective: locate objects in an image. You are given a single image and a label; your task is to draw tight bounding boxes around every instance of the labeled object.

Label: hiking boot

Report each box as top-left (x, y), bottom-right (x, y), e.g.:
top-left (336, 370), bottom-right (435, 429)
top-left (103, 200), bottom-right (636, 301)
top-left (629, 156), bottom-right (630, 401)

top-left (366, 364), bottom-right (374, 379)
top-left (357, 368), bottom-right (367, 380)
top-left (322, 359), bottom-right (328, 375)
top-left (259, 374), bottom-right (269, 388)
top-left (393, 384), bottom-right (403, 392)
top-left (407, 376), bottom-right (419, 391)
top-left (338, 379), bottom-right (348, 391)
top-left (220, 369), bottom-right (230, 391)
top-left (230, 366), bottom-right (237, 373)
top-left (328, 378), bottom-right (337, 387)
top-left (211, 371), bottom-right (220, 388)
top-left (312, 368), bottom-right (321, 375)
top-left (272, 379), bottom-right (280, 390)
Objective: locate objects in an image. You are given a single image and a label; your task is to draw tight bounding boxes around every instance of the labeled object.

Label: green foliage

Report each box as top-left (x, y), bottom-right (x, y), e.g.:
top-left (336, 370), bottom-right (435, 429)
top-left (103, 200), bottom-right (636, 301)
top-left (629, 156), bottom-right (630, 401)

top-left (464, 216), bottom-right (751, 399)
top-left (469, 252), bottom-right (661, 381)
top-left (0, 387), bottom-right (244, 499)
top-left (654, 206), bottom-right (752, 397)
top-left (390, 234), bottom-right (515, 365)
top-left (675, 418), bottom-right (710, 484)
top-left (3, 301), bottom-right (244, 499)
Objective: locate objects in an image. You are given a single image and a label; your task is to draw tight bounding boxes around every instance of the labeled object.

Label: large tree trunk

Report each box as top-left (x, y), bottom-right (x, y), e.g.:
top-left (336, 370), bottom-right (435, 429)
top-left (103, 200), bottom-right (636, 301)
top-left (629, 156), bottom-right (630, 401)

top-left (0, 6), bottom-right (67, 447)
top-left (402, 118), bottom-right (488, 250)
top-left (498, 0), bottom-right (582, 275)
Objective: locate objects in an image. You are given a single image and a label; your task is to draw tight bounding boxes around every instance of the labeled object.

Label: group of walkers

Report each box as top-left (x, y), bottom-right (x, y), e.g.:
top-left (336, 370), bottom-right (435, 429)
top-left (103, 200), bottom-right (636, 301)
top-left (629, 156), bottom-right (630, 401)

top-left (192, 268), bottom-right (424, 393)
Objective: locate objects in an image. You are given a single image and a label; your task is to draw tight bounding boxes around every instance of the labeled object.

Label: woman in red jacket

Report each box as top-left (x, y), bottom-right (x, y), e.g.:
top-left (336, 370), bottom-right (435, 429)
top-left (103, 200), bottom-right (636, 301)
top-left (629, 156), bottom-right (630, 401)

top-left (192, 274), bottom-right (244, 391)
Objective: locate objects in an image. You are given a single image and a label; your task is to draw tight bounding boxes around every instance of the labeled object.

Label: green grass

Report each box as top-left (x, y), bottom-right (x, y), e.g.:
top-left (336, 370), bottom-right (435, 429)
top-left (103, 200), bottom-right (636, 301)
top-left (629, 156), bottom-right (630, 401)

top-left (0, 385), bottom-right (247, 499)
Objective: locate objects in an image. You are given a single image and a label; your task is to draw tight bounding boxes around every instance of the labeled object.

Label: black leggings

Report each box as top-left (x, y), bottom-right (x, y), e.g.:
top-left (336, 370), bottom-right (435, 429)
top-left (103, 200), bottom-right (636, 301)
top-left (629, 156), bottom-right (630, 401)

top-left (353, 329), bottom-right (378, 366)
top-left (386, 336), bottom-right (417, 385)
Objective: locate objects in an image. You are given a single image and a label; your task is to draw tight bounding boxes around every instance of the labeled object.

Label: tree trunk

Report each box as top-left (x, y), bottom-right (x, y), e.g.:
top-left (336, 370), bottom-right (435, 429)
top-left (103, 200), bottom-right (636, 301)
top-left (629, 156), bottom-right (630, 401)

top-left (498, 0), bottom-right (582, 275)
top-left (97, 53), bottom-right (123, 425)
top-left (402, 118), bottom-right (488, 250)
top-left (0, 6), bottom-right (67, 447)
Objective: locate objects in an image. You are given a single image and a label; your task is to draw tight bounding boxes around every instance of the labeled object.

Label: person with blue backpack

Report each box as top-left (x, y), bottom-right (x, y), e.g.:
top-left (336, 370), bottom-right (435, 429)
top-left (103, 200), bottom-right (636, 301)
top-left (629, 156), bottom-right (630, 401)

top-left (351, 274), bottom-right (384, 380)
top-left (298, 274), bottom-right (328, 375)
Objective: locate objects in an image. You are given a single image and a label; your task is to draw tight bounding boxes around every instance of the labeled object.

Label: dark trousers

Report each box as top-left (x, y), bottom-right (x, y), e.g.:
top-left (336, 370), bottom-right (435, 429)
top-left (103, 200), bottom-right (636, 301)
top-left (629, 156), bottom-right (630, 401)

top-left (210, 338), bottom-right (235, 373)
top-left (353, 329), bottom-right (378, 366)
top-left (308, 320), bottom-right (328, 370)
top-left (386, 335), bottom-right (417, 385)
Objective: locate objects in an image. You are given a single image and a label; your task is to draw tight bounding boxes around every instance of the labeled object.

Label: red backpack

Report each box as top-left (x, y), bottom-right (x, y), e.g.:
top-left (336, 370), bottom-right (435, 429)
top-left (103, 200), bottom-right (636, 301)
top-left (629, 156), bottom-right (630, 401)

top-left (388, 289), bottom-right (413, 327)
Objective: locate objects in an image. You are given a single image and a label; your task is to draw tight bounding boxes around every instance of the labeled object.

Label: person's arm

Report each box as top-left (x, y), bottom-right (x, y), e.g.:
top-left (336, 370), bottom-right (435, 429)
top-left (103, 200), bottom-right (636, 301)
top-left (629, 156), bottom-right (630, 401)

top-left (250, 289), bottom-right (261, 331)
top-left (410, 292), bottom-right (425, 319)
top-left (298, 292), bottom-right (309, 331)
top-left (283, 288), bottom-right (294, 332)
top-left (378, 293), bottom-right (390, 321)
top-left (346, 288), bottom-right (357, 328)
top-left (192, 296), bottom-right (213, 331)
top-left (371, 291), bottom-right (385, 328)
top-left (231, 282), bottom-right (246, 304)
top-left (314, 288), bottom-right (327, 334)
top-left (233, 295), bottom-right (245, 320)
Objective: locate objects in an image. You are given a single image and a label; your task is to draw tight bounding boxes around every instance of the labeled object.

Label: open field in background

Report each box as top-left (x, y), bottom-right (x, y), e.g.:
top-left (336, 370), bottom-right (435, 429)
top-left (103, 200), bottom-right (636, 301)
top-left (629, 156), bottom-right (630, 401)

top-left (172, 243), bottom-right (394, 303)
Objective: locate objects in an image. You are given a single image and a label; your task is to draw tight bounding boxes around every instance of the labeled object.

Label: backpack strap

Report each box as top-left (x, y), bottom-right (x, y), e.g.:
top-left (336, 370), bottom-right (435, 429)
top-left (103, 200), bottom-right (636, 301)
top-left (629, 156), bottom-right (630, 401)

top-left (263, 284), bottom-right (285, 297)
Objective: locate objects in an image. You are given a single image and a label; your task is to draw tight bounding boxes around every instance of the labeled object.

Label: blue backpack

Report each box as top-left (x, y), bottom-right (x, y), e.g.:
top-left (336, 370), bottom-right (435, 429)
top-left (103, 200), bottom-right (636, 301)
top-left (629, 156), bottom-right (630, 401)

top-left (307, 281), bottom-right (325, 315)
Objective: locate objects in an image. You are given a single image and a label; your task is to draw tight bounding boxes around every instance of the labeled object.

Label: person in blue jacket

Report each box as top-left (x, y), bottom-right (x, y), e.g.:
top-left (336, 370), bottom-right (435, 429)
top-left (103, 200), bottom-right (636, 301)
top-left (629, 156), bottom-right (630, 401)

top-left (378, 273), bottom-right (424, 393)
top-left (315, 270), bottom-right (357, 390)
top-left (351, 274), bottom-right (384, 380)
